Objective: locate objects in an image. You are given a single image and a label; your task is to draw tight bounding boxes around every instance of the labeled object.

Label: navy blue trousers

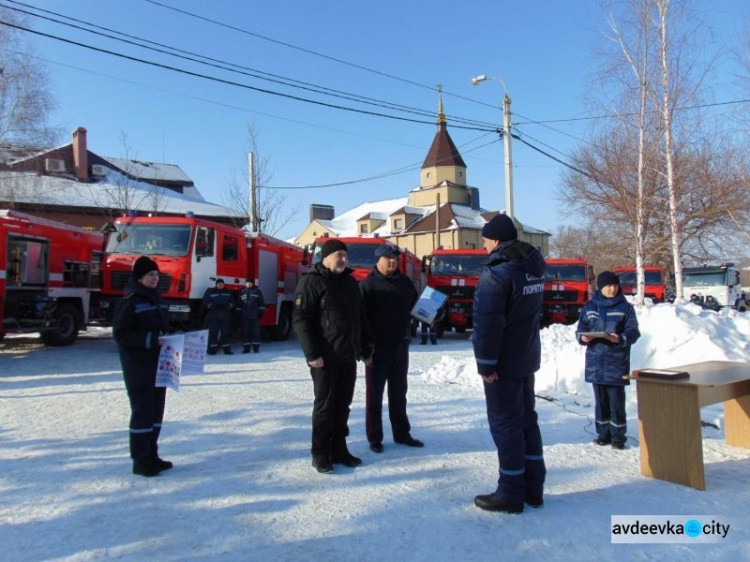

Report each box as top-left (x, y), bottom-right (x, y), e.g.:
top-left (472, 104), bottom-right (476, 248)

top-left (593, 383), bottom-right (627, 445)
top-left (208, 314), bottom-right (231, 351)
top-left (483, 373), bottom-right (546, 504)
top-left (310, 360), bottom-right (356, 459)
top-left (365, 344), bottom-right (411, 444)
top-left (125, 383), bottom-right (167, 465)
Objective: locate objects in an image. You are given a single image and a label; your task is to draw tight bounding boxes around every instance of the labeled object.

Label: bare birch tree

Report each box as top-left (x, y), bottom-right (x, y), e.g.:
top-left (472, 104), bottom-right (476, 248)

top-left (0, 7), bottom-right (60, 146)
top-left (222, 123), bottom-right (300, 237)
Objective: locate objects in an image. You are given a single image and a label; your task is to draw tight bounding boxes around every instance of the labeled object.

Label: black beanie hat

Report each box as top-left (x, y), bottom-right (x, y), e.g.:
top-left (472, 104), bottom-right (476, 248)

top-left (132, 255), bottom-right (159, 281)
top-left (320, 239), bottom-right (348, 260)
top-left (597, 271), bottom-right (620, 290)
top-left (481, 214), bottom-right (518, 241)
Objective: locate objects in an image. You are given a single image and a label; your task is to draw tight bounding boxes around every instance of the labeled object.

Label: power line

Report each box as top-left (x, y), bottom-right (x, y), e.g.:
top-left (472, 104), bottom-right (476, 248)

top-left (0, 20), bottom-right (498, 133)
top-left (261, 137), bottom-right (500, 190)
top-left (2, 0), bottom-right (496, 129)
top-left (143, 0), bottom-right (499, 111)
top-left (511, 133), bottom-right (595, 180)
top-left (514, 98), bottom-right (750, 126)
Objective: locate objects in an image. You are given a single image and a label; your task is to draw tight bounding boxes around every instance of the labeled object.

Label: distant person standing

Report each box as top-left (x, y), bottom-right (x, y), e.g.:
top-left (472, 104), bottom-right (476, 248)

top-left (201, 278), bottom-right (235, 355)
top-left (238, 278), bottom-right (266, 354)
top-left (293, 239), bottom-right (371, 474)
top-left (472, 214), bottom-right (547, 514)
top-left (113, 256), bottom-right (172, 477)
top-left (576, 271), bottom-right (640, 450)
top-left (360, 245), bottom-right (423, 454)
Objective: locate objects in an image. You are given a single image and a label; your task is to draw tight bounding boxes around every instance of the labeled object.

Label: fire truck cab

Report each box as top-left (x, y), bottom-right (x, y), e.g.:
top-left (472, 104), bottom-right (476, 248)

top-left (101, 215), bottom-right (306, 339)
top-left (614, 266), bottom-right (666, 303)
top-left (0, 211), bottom-right (103, 345)
top-left (423, 248), bottom-right (486, 335)
top-left (542, 258), bottom-right (595, 324)
top-left (309, 237), bottom-right (423, 291)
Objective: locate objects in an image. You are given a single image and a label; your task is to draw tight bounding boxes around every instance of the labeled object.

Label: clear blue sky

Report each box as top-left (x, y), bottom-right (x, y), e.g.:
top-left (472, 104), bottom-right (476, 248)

top-left (13, 0), bottom-right (749, 240)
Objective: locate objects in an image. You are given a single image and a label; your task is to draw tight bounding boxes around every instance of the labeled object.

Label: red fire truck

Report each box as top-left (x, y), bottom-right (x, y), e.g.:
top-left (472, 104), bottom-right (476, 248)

top-left (543, 258), bottom-right (595, 324)
top-left (614, 266), bottom-right (666, 303)
top-left (0, 210), bottom-right (103, 345)
top-left (100, 215), bottom-right (306, 340)
top-left (309, 236), bottom-right (424, 291)
top-left (423, 248), bottom-right (487, 335)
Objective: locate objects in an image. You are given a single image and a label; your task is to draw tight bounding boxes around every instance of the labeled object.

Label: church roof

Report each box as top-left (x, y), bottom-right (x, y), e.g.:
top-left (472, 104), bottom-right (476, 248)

top-left (421, 123), bottom-right (466, 170)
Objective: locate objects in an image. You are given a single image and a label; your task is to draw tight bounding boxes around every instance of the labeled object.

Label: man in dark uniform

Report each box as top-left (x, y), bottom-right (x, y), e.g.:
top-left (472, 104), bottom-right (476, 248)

top-left (360, 245), bottom-right (423, 453)
top-left (293, 239), bottom-right (371, 474)
top-left (201, 278), bottom-right (235, 355)
top-left (472, 214), bottom-right (547, 514)
top-left (238, 278), bottom-right (266, 354)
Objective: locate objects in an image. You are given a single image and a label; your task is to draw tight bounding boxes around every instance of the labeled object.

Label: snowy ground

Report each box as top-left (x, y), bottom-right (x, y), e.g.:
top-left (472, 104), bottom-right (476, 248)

top-left (1, 300), bottom-right (749, 561)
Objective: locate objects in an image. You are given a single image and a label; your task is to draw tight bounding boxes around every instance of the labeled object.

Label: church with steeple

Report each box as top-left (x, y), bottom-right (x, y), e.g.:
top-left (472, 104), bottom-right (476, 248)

top-left (295, 94), bottom-right (550, 258)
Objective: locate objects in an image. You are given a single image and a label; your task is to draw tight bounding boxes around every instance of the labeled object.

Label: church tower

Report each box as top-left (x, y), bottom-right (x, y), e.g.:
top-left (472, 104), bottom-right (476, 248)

top-left (409, 88), bottom-right (472, 208)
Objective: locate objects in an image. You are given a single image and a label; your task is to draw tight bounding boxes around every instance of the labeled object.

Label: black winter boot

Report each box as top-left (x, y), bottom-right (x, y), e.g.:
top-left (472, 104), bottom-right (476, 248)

top-left (223, 346), bottom-right (234, 355)
top-left (252, 344), bottom-right (260, 353)
top-left (430, 335), bottom-right (437, 345)
top-left (242, 344), bottom-right (251, 354)
top-left (420, 336), bottom-right (427, 345)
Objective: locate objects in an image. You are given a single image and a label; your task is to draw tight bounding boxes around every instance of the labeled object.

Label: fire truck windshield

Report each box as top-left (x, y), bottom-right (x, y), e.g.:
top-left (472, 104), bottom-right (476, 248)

top-left (431, 254), bottom-right (486, 276)
top-left (312, 243), bottom-right (385, 269)
top-left (106, 224), bottom-right (193, 257)
top-left (544, 264), bottom-right (587, 282)
top-left (617, 270), bottom-right (664, 285)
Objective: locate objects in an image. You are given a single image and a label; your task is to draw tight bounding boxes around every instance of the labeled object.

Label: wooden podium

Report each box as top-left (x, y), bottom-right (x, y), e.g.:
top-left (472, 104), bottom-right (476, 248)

top-left (632, 361), bottom-right (750, 490)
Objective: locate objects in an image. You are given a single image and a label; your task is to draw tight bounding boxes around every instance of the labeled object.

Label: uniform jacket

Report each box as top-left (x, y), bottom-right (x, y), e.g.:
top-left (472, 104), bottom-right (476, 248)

top-left (238, 286), bottom-right (267, 320)
top-left (201, 286), bottom-right (235, 318)
top-left (576, 291), bottom-right (640, 386)
top-left (113, 280), bottom-right (170, 386)
top-left (472, 240), bottom-right (546, 378)
top-left (293, 262), bottom-right (371, 364)
top-left (360, 267), bottom-right (419, 350)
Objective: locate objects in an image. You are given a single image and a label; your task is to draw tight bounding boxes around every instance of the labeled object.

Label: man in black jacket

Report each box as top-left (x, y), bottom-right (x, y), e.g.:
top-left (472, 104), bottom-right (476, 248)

top-left (201, 278), bottom-right (235, 355)
top-left (293, 239), bottom-right (371, 474)
top-left (360, 245), bottom-right (423, 453)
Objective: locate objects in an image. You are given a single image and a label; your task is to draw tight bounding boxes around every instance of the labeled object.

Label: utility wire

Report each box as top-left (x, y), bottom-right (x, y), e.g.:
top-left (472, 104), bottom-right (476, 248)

top-left (260, 137), bottom-right (500, 190)
top-left (0, 20), bottom-right (498, 133)
top-left (143, 0), bottom-right (499, 111)
top-left (511, 133), bottom-right (595, 181)
top-left (3, 0), bottom-right (495, 129)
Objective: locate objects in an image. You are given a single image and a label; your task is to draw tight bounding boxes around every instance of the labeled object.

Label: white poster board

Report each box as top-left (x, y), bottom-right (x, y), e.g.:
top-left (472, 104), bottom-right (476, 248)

top-left (156, 330), bottom-right (208, 391)
top-left (410, 286), bottom-right (449, 326)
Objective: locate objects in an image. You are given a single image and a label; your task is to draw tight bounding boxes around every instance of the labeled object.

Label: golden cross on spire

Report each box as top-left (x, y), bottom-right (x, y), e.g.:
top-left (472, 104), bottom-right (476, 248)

top-left (436, 83), bottom-right (446, 124)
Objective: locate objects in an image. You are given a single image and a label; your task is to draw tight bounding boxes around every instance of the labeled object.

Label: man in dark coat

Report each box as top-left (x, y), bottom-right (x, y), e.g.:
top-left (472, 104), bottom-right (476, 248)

top-left (238, 278), bottom-right (266, 354)
top-left (576, 271), bottom-right (640, 450)
top-left (472, 214), bottom-right (547, 514)
top-left (113, 256), bottom-right (172, 477)
top-left (360, 245), bottom-right (423, 453)
top-left (293, 239), bottom-right (372, 474)
top-left (201, 278), bottom-right (235, 355)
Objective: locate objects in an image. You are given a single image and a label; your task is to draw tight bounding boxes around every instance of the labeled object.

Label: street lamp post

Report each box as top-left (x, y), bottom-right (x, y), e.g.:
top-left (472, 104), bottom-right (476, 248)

top-left (470, 75), bottom-right (514, 220)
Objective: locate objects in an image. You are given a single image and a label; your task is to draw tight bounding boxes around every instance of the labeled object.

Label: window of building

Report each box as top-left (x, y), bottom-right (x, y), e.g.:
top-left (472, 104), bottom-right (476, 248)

top-left (360, 224), bottom-right (369, 234)
top-left (393, 218), bottom-right (404, 230)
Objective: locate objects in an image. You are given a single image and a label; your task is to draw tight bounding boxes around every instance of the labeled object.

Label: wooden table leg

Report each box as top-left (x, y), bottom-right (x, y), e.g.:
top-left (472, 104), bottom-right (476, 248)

top-left (725, 394), bottom-right (750, 448)
top-left (637, 381), bottom-right (705, 490)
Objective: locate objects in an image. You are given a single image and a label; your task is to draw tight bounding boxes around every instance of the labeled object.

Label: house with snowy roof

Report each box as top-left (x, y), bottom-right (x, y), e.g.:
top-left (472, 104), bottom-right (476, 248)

top-left (296, 98), bottom-right (550, 258)
top-left (0, 127), bottom-right (236, 230)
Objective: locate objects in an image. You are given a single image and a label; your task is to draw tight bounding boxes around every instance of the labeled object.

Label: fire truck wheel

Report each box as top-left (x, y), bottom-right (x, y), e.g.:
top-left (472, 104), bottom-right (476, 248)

top-left (272, 305), bottom-right (293, 341)
top-left (40, 304), bottom-right (80, 347)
